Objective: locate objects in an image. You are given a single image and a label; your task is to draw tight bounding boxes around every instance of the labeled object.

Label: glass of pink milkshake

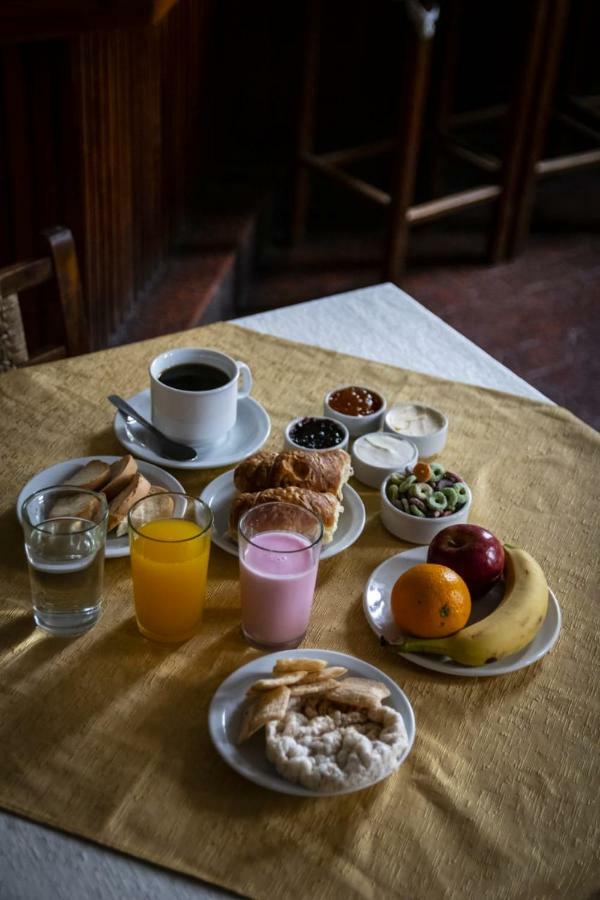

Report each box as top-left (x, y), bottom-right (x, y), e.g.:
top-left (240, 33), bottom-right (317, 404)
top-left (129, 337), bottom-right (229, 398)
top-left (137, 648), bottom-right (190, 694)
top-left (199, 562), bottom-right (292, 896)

top-left (238, 502), bottom-right (323, 649)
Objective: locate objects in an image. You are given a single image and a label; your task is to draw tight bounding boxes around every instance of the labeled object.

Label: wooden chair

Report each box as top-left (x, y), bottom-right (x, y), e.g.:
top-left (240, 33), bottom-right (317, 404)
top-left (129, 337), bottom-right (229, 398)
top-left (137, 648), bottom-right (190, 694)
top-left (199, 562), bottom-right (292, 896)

top-left (433, 0), bottom-right (575, 261)
top-left (496, 0), bottom-right (600, 257)
top-left (0, 226), bottom-right (89, 371)
top-left (291, 0), bottom-right (573, 280)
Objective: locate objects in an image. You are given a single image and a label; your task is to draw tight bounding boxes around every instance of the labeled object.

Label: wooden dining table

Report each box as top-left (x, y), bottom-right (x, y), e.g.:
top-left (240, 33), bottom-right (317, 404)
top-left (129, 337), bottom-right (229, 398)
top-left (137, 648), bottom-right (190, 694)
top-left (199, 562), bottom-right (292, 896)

top-left (1, 283), bottom-right (597, 899)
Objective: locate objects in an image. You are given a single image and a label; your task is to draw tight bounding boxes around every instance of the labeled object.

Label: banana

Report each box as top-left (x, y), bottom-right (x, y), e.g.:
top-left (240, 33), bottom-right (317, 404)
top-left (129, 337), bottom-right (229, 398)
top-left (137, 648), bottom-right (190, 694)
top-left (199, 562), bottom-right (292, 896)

top-left (392, 546), bottom-right (549, 666)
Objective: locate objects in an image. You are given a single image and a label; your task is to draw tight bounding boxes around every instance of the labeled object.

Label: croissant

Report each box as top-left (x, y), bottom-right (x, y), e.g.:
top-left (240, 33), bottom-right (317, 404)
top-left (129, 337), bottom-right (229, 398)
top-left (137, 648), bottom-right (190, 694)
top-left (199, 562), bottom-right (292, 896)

top-left (233, 448), bottom-right (351, 500)
top-left (229, 487), bottom-right (343, 544)
top-left (232, 451), bottom-right (278, 493)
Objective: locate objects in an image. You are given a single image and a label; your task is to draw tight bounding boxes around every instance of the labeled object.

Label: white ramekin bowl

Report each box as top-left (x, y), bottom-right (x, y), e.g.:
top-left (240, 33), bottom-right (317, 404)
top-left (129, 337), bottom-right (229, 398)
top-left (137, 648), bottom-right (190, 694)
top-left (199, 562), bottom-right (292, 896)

top-left (324, 386), bottom-right (387, 438)
top-left (384, 402), bottom-right (448, 458)
top-left (351, 433), bottom-right (418, 489)
top-left (284, 416), bottom-right (349, 452)
top-left (380, 476), bottom-right (472, 544)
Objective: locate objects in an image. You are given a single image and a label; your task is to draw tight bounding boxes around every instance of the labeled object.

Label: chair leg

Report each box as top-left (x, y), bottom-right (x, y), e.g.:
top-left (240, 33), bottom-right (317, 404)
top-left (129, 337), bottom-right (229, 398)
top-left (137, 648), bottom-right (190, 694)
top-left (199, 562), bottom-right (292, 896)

top-left (489, 0), bottom-right (570, 263)
top-left (385, 10), bottom-right (436, 283)
top-left (291, 0), bottom-right (321, 245)
top-left (427, 0), bottom-right (463, 200)
top-left (505, 0), bottom-right (571, 259)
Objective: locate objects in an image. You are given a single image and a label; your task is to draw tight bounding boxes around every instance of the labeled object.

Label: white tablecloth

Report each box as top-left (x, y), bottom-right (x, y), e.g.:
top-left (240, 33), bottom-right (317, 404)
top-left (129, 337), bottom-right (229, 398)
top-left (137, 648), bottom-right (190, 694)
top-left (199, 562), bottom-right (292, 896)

top-left (1, 283), bottom-right (550, 900)
top-left (235, 283), bottom-right (549, 403)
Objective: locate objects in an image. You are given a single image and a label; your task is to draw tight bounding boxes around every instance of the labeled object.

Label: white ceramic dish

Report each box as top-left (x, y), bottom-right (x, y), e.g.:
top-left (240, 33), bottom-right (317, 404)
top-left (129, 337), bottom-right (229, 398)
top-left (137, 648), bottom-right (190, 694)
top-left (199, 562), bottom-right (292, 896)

top-left (323, 386), bottom-right (387, 438)
top-left (208, 649), bottom-right (415, 796)
top-left (363, 547), bottom-right (561, 677)
top-left (351, 433), bottom-right (418, 489)
top-left (384, 402), bottom-right (448, 458)
top-left (380, 475), bottom-right (471, 544)
top-left (200, 470), bottom-right (365, 560)
top-left (16, 456), bottom-right (184, 559)
top-left (113, 389), bottom-right (271, 470)
top-left (283, 416), bottom-right (349, 452)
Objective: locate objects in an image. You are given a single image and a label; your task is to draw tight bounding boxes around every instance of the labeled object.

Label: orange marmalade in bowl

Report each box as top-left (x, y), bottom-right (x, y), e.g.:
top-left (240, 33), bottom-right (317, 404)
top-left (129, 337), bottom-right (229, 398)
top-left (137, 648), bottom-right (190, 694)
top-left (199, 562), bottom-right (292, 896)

top-left (328, 386), bottom-right (384, 417)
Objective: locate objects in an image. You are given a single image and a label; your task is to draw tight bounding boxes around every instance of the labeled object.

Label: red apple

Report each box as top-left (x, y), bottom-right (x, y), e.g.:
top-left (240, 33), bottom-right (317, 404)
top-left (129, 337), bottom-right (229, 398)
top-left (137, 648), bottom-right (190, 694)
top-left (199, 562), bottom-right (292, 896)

top-left (427, 524), bottom-right (505, 595)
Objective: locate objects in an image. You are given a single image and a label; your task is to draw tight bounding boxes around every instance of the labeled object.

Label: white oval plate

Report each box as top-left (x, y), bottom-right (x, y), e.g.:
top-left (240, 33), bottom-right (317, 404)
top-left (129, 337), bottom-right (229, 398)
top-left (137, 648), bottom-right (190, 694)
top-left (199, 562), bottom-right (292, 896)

top-left (208, 649), bottom-right (415, 797)
top-left (363, 547), bottom-right (561, 677)
top-left (113, 389), bottom-right (271, 470)
top-left (16, 456), bottom-right (185, 558)
top-left (200, 471), bottom-right (366, 560)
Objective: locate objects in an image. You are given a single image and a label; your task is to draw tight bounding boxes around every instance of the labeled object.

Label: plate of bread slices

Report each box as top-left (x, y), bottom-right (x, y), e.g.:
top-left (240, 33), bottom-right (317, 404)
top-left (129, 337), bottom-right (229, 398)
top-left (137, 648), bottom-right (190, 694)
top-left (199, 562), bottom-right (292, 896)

top-left (200, 448), bottom-right (365, 560)
top-left (16, 455), bottom-right (184, 558)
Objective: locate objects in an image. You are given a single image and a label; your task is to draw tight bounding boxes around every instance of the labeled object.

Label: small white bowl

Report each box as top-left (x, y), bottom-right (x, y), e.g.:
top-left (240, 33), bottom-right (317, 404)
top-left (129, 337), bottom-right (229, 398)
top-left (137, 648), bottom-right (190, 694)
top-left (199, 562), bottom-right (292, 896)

top-left (324, 386), bottom-right (387, 438)
top-left (284, 416), bottom-right (349, 452)
top-left (380, 476), bottom-right (472, 544)
top-left (384, 402), bottom-right (448, 458)
top-left (351, 433), bottom-right (418, 489)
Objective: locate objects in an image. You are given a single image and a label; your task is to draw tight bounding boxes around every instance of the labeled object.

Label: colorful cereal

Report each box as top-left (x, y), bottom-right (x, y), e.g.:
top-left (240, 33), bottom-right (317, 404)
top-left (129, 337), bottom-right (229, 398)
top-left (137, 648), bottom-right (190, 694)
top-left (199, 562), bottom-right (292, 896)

top-left (384, 461), bottom-right (469, 520)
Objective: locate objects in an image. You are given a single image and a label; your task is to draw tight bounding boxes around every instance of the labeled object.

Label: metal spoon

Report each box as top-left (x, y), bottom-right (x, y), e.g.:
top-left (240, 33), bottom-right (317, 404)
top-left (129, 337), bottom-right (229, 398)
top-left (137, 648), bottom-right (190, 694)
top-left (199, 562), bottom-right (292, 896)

top-left (107, 395), bottom-right (198, 462)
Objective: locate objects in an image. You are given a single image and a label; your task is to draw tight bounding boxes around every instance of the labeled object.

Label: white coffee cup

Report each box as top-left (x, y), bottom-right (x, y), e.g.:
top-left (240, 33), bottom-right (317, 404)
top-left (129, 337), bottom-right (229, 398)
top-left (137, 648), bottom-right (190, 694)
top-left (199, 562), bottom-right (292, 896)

top-left (149, 347), bottom-right (252, 446)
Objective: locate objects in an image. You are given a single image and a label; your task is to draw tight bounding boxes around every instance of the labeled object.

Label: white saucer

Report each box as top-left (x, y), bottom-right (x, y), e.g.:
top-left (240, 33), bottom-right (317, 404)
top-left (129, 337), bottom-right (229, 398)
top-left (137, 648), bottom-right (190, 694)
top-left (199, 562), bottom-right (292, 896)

top-left (200, 470), bottom-right (366, 560)
top-left (363, 547), bottom-right (561, 677)
top-left (112, 389), bottom-right (271, 470)
top-left (16, 455), bottom-right (184, 559)
top-left (208, 649), bottom-right (415, 797)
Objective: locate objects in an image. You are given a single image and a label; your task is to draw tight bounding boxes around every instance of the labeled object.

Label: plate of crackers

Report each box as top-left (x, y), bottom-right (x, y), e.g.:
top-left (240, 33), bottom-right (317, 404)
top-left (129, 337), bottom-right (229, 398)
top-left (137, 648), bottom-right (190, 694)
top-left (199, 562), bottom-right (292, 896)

top-left (208, 649), bottom-right (415, 796)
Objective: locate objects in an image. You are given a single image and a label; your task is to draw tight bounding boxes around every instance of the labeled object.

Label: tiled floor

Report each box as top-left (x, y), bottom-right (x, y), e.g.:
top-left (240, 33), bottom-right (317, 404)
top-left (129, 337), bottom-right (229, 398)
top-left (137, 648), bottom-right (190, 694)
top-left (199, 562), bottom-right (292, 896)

top-left (402, 235), bottom-right (600, 428)
top-left (125, 171), bottom-right (599, 430)
top-left (250, 224), bottom-right (599, 431)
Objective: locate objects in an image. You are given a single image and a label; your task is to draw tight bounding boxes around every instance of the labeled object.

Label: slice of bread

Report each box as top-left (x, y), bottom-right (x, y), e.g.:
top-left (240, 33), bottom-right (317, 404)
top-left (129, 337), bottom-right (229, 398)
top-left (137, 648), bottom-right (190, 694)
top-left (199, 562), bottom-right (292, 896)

top-left (103, 455), bottom-right (138, 500)
top-left (63, 459), bottom-right (111, 491)
top-left (147, 484), bottom-right (176, 518)
top-left (114, 484), bottom-right (175, 536)
top-left (108, 473), bottom-right (151, 533)
top-left (49, 493), bottom-right (101, 522)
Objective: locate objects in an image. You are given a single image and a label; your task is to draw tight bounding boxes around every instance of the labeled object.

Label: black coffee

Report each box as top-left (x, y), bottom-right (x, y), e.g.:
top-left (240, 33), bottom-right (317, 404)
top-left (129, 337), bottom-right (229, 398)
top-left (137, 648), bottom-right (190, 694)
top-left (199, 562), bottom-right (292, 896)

top-left (159, 362), bottom-right (230, 392)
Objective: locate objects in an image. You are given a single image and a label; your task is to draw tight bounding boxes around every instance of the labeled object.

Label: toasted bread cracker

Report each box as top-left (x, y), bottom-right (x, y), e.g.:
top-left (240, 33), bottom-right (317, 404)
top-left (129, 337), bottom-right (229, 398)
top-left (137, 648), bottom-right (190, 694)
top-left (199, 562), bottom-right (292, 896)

top-left (288, 679), bottom-right (340, 697)
top-left (338, 677), bottom-right (390, 698)
top-left (237, 698), bottom-right (260, 744)
top-left (247, 672), bottom-right (308, 693)
top-left (325, 677), bottom-right (390, 708)
top-left (273, 658), bottom-right (327, 674)
top-left (237, 686), bottom-right (290, 743)
top-left (299, 666), bottom-right (348, 684)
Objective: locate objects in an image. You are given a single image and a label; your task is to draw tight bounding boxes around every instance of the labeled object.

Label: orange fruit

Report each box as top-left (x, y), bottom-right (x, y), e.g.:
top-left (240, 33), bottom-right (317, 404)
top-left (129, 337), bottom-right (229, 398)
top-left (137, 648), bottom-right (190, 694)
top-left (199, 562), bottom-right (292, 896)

top-left (391, 563), bottom-right (471, 638)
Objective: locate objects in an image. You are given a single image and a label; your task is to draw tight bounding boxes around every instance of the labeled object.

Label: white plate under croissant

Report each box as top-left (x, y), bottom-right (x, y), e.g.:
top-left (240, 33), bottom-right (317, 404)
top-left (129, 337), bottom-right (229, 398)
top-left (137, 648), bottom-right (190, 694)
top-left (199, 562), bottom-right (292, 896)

top-left (200, 470), bottom-right (365, 560)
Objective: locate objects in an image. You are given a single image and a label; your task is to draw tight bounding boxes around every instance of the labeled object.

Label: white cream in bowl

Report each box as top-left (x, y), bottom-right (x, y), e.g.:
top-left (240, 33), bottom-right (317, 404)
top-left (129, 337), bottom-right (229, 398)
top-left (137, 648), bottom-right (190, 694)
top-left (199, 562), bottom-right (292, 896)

top-left (351, 433), bottom-right (418, 489)
top-left (384, 403), bottom-right (448, 458)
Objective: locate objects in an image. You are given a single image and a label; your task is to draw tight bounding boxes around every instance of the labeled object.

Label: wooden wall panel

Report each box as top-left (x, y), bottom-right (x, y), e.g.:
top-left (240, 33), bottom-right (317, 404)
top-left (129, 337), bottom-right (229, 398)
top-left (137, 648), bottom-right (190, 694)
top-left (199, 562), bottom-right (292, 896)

top-left (130, 27), bottom-right (164, 299)
top-left (0, 0), bottom-right (213, 355)
top-left (70, 30), bottom-right (135, 348)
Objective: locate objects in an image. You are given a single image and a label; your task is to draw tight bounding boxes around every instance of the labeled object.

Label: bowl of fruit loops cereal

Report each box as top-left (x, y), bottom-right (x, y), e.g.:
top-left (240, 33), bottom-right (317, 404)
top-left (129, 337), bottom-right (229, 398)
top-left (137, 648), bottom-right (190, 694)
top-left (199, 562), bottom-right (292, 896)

top-left (380, 460), bottom-right (471, 544)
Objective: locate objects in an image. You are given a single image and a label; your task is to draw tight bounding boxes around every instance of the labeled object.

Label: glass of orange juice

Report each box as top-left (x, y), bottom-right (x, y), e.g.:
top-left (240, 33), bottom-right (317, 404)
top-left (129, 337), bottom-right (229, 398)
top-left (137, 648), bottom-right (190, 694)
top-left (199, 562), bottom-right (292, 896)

top-left (128, 493), bottom-right (212, 643)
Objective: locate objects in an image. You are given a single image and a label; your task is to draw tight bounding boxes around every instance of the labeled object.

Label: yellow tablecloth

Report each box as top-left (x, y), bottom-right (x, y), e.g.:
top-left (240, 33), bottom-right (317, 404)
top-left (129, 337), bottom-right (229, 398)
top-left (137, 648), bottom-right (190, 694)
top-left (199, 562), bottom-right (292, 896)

top-left (0, 323), bottom-right (598, 898)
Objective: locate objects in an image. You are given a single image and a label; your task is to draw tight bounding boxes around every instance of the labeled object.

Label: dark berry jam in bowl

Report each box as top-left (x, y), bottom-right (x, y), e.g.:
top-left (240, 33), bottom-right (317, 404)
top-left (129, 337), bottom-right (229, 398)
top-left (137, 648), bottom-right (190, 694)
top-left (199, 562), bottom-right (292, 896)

top-left (324, 385), bottom-right (387, 437)
top-left (284, 416), bottom-right (349, 451)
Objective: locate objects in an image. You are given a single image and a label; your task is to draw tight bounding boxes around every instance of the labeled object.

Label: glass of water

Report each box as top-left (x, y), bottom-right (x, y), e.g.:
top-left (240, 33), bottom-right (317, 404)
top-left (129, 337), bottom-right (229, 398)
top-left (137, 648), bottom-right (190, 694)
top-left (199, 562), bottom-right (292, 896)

top-left (21, 486), bottom-right (108, 636)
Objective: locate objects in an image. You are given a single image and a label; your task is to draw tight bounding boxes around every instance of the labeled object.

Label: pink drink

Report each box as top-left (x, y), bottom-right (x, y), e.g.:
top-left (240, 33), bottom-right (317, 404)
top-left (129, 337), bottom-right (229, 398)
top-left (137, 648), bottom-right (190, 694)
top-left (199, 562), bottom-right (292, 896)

top-left (239, 530), bottom-right (320, 649)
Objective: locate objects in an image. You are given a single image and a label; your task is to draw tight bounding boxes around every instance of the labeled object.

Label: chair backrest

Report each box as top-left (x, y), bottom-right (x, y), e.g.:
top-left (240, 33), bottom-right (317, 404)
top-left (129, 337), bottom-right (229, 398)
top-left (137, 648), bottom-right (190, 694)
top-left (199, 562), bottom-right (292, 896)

top-left (0, 226), bottom-right (89, 370)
